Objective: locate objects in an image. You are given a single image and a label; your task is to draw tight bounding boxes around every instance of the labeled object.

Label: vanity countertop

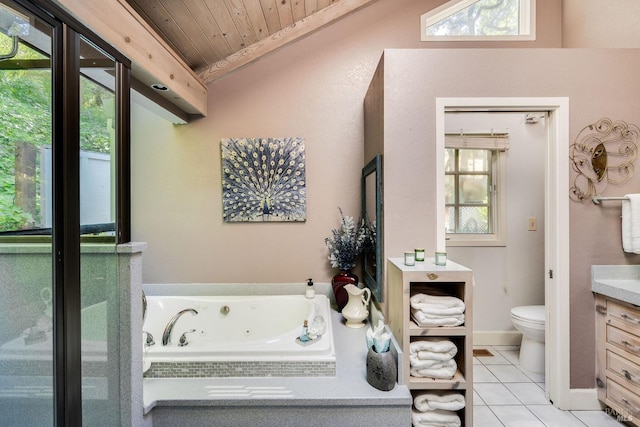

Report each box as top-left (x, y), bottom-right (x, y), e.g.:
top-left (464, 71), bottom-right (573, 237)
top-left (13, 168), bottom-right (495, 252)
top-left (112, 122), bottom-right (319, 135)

top-left (592, 265), bottom-right (640, 305)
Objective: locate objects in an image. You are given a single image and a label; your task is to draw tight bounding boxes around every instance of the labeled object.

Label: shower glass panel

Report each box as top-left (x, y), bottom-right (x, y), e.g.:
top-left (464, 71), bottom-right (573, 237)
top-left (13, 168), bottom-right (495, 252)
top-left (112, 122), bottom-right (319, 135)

top-left (79, 36), bottom-right (120, 426)
top-left (0, 3), bottom-right (54, 425)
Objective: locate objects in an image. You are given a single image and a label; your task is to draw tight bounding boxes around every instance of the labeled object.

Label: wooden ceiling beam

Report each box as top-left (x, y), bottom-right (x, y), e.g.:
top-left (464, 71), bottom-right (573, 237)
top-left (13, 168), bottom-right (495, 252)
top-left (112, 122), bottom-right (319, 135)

top-left (53, 0), bottom-right (208, 116)
top-left (197, 0), bottom-right (382, 84)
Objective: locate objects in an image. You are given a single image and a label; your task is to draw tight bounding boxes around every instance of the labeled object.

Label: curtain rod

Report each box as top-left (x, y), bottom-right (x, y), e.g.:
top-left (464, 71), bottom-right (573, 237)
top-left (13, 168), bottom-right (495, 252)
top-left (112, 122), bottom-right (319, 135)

top-left (445, 128), bottom-right (509, 136)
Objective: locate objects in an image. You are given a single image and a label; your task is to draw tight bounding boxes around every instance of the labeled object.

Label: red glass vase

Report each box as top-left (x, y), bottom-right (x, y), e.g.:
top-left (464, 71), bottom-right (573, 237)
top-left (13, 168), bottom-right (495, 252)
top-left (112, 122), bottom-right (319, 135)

top-left (332, 270), bottom-right (358, 312)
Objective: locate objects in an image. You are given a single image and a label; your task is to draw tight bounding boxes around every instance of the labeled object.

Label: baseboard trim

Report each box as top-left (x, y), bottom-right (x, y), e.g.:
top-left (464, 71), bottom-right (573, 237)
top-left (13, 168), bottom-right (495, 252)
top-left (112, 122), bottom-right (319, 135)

top-left (561, 388), bottom-right (603, 411)
top-left (473, 331), bottom-right (522, 346)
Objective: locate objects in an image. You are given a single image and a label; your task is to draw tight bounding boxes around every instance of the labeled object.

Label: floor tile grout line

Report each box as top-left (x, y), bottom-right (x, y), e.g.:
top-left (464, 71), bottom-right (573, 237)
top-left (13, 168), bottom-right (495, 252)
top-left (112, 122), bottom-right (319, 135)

top-left (524, 404), bottom-right (590, 427)
top-left (475, 345), bottom-right (544, 426)
top-left (490, 404), bottom-right (558, 427)
top-left (486, 405), bottom-right (508, 426)
top-left (473, 346), bottom-right (615, 427)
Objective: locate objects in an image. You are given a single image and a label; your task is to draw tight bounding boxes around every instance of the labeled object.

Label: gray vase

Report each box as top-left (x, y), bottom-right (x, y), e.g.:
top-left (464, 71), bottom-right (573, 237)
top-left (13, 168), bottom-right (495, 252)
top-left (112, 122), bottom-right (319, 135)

top-left (366, 347), bottom-right (397, 391)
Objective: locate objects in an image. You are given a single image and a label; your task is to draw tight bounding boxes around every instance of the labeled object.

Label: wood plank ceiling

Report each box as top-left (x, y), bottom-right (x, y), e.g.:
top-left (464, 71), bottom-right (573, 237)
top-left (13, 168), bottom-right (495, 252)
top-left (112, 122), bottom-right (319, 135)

top-left (125, 0), bottom-right (381, 84)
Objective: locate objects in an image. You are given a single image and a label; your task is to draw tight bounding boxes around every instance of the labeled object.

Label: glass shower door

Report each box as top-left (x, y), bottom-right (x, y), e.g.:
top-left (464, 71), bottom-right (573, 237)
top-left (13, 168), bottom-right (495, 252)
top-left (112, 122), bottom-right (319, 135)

top-left (78, 36), bottom-right (120, 426)
top-left (0, 1), bottom-right (130, 424)
top-left (0, 2), bottom-right (54, 425)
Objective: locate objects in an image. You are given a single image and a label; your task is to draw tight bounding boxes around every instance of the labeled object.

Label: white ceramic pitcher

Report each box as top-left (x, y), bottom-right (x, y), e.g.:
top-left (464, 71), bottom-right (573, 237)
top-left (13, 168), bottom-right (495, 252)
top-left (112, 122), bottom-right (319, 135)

top-left (341, 284), bottom-right (371, 328)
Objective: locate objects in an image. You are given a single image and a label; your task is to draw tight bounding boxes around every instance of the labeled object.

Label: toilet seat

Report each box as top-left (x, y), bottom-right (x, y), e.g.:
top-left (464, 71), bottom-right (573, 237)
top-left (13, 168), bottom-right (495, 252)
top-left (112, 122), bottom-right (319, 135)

top-left (510, 305), bottom-right (545, 325)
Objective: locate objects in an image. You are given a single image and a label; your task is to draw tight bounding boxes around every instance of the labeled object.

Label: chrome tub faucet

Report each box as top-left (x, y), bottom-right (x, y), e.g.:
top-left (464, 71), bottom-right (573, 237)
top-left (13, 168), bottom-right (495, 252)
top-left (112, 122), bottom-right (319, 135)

top-left (178, 329), bottom-right (197, 347)
top-left (143, 331), bottom-right (155, 347)
top-left (162, 308), bottom-right (198, 346)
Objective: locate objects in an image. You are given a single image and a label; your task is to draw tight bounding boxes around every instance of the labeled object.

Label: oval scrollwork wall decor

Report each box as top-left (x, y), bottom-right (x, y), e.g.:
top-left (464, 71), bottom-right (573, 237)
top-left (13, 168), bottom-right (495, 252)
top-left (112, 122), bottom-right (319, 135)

top-left (569, 118), bottom-right (639, 203)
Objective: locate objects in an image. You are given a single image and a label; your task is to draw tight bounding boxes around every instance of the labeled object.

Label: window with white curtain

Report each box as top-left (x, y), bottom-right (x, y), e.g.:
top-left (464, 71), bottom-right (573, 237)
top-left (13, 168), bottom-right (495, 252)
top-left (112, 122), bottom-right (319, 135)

top-left (445, 132), bottom-right (508, 246)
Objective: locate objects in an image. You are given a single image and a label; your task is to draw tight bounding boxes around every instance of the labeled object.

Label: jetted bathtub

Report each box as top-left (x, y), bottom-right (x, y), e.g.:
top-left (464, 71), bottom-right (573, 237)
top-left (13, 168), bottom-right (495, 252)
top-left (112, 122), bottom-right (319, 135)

top-left (142, 293), bottom-right (336, 378)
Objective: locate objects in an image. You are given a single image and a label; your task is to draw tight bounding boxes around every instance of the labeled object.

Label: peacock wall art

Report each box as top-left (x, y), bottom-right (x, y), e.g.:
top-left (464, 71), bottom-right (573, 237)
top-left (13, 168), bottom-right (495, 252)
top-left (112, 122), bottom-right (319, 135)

top-left (221, 137), bottom-right (306, 222)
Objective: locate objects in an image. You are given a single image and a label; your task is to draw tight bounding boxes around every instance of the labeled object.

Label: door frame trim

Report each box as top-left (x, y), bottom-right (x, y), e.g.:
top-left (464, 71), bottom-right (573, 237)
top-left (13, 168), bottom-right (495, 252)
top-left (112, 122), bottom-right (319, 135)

top-left (435, 97), bottom-right (576, 408)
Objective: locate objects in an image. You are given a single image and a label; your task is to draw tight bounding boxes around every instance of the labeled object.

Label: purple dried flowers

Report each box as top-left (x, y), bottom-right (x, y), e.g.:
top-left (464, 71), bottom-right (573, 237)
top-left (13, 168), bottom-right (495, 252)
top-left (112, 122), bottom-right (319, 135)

top-left (325, 207), bottom-right (370, 271)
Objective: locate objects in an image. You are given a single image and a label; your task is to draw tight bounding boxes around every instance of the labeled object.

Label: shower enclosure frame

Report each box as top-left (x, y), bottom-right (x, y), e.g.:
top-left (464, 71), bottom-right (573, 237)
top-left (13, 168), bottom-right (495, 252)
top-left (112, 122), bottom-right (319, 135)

top-left (7, 1), bottom-right (132, 425)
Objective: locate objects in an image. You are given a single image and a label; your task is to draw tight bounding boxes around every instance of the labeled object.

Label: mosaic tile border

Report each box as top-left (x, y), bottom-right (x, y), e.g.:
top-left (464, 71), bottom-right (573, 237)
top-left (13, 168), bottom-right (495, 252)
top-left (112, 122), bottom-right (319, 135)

top-left (143, 360), bottom-right (336, 378)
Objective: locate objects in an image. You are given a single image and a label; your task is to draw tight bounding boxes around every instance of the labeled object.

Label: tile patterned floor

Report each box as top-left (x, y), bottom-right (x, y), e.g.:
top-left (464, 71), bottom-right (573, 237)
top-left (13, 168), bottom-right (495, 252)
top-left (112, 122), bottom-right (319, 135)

top-left (473, 346), bottom-right (628, 426)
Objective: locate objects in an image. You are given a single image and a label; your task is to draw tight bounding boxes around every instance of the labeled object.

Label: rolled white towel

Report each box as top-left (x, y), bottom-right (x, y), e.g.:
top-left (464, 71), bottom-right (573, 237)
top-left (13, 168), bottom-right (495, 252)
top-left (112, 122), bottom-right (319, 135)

top-left (410, 348), bottom-right (456, 362)
top-left (410, 338), bottom-right (458, 356)
top-left (409, 356), bottom-right (451, 369)
top-left (410, 358), bottom-right (457, 379)
top-left (413, 391), bottom-right (465, 412)
top-left (409, 347), bottom-right (457, 368)
top-left (411, 409), bottom-right (461, 427)
top-left (410, 293), bottom-right (465, 315)
top-left (411, 309), bottom-right (464, 327)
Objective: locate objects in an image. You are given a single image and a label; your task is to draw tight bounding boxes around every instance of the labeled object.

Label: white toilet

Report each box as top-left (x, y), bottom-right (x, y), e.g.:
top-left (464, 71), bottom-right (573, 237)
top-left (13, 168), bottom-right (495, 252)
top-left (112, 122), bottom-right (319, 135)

top-left (510, 305), bottom-right (545, 374)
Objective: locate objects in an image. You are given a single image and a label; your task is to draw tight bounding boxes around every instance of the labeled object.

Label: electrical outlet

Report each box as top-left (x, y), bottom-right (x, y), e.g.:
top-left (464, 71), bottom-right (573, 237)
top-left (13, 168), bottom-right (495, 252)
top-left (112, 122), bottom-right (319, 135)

top-left (528, 217), bottom-right (537, 231)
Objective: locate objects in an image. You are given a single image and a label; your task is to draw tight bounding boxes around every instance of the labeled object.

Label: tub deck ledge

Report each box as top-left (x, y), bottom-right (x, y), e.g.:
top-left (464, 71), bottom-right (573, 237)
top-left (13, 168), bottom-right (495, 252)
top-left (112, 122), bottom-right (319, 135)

top-left (143, 309), bottom-right (411, 416)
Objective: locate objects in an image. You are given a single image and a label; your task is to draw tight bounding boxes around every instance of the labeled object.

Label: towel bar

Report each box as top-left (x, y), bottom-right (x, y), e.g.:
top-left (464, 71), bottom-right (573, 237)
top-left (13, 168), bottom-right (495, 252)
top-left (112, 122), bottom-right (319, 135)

top-left (593, 195), bottom-right (630, 205)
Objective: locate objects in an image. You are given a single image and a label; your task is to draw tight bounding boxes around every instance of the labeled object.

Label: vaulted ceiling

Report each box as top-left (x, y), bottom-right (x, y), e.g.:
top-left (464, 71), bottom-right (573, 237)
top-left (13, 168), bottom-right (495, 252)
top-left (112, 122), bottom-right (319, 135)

top-left (125, 0), bottom-right (381, 84)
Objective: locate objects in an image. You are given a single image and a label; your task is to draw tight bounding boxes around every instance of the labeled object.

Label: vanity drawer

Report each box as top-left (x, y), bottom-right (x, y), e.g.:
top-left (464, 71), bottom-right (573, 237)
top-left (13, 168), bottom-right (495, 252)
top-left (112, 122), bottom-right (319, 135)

top-left (608, 325), bottom-right (640, 358)
top-left (608, 300), bottom-right (640, 334)
top-left (608, 350), bottom-right (640, 394)
top-left (607, 378), bottom-right (640, 423)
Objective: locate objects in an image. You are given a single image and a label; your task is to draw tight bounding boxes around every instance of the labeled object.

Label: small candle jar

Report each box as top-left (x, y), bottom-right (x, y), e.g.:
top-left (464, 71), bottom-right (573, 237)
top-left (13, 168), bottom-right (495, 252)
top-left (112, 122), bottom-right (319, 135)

top-left (404, 251), bottom-right (416, 266)
top-left (414, 248), bottom-right (425, 262)
top-left (435, 251), bottom-right (447, 266)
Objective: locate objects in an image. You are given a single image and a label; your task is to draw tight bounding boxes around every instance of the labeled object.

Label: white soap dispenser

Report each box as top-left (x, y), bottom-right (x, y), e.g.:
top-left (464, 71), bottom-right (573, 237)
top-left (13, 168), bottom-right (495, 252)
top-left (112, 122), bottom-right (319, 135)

top-left (305, 278), bottom-right (315, 299)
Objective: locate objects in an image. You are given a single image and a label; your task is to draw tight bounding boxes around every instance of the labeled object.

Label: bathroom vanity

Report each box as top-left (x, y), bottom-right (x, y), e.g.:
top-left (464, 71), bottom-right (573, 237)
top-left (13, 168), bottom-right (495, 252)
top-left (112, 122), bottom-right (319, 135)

top-left (387, 258), bottom-right (473, 426)
top-left (593, 265), bottom-right (640, 426)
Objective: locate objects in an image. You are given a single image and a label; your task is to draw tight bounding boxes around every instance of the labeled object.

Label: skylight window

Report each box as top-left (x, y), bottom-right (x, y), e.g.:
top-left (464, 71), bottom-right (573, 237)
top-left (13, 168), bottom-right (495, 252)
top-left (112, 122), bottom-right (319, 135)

top-left (421, 0), bottom-right (535, 41)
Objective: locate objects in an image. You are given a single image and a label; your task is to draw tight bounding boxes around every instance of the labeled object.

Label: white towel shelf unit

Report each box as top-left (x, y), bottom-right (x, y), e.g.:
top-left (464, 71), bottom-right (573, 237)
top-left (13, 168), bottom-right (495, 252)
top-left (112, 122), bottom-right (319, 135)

top-left (387, 257), bottom-right (474, 426)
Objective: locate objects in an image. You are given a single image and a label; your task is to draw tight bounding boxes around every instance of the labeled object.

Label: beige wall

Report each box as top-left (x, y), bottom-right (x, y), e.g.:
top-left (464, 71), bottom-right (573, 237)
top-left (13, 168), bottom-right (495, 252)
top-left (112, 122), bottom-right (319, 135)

top-left (377, 48), bottom-right (640, 389)
top-left (131, 0), bottom-right (630, 389)
top-left (563, 0), bottom-right (640, 47)
top-left (132, 0), bottom-right (562, 285)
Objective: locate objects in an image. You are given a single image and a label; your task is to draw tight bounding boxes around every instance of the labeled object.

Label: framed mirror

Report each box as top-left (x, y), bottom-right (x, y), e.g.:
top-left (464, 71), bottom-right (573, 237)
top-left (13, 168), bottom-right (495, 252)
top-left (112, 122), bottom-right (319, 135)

top-left (361, 154), bottom-right (382, 302)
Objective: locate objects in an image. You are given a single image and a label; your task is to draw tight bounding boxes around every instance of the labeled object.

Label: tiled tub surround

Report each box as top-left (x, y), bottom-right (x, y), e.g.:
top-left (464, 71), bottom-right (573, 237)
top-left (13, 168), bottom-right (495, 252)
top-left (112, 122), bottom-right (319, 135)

top-left (144, 360), bottom-right (336, 378)
top-left (142, 293), bottom-right (335, 378)
top-left (142, 283), bottom-right (412, 427)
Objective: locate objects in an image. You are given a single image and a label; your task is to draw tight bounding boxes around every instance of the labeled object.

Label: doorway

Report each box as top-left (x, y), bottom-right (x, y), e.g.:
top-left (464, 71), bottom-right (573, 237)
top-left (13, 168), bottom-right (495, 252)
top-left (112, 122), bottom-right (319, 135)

top-left (435, 97), bottom-right (577, 409)
top-left (444, 111), bottom-right (547, 347)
